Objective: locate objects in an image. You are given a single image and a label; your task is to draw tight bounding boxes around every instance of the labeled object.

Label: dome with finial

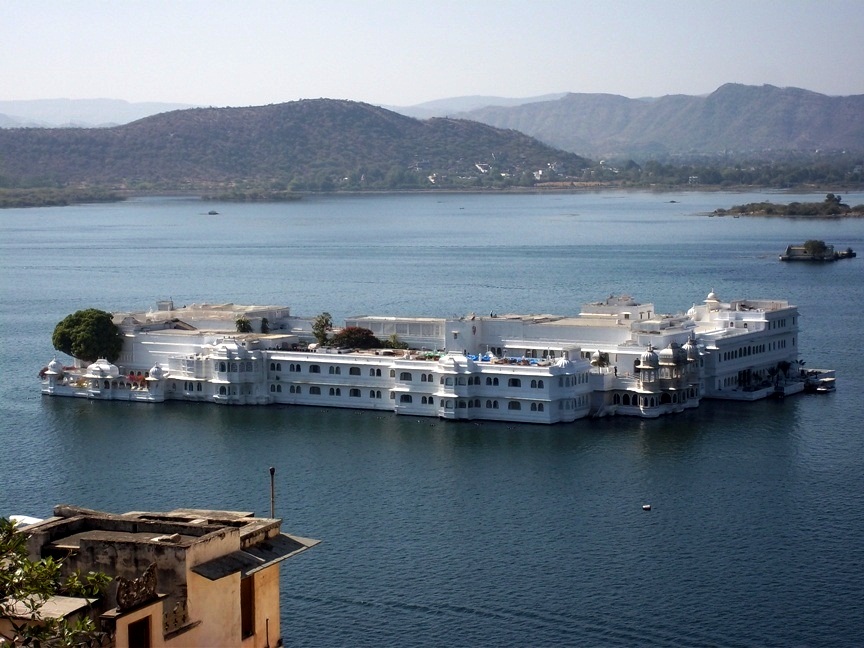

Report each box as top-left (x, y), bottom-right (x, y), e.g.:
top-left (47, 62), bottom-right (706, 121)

top-left (84, 358), bottom-right (119, 379)
top-left (46, 358), bottom-right (64, 375)
top-left (148, 364), bottom-right (165, 380)
top-left (638, 344), bottom-right (658, 369)
top-left (683, 335), bottom-right (699, 361)
top-left (659, 342), bottom-right (686, 365)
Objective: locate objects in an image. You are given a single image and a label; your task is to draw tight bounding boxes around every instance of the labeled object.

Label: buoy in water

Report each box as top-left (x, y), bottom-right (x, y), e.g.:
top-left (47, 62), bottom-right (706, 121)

top-left (642, 504), bottom-right (652, 511)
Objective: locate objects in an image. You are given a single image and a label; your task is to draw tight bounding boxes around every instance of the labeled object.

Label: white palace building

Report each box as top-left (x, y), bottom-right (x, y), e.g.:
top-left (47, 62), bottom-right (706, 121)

top-left (40, 292), bottom-right (829, 424)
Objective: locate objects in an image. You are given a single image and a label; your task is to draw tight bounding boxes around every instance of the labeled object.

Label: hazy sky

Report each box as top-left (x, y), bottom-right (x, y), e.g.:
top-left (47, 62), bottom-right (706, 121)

top-left (4, 0), bottom-right (863, 107)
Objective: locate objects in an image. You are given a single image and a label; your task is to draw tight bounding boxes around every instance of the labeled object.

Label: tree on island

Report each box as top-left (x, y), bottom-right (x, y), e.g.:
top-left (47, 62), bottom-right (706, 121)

top-left (311, 312), bottom-right (332, 346)
top-left (329, 326), bottom-right (381, 350)
top-left (803, 239), bottom-right (829, 256)
top-left (1, 517), bottom-right (111, 646)
top-left (51, 309), bottom-right (123, 363)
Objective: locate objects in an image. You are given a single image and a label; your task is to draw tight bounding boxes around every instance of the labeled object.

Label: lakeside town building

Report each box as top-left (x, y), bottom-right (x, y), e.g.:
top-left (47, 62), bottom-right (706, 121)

top-left (40, 292), bottom-right (828, 423)
top-left (3, 505), bottom-right (318, 648)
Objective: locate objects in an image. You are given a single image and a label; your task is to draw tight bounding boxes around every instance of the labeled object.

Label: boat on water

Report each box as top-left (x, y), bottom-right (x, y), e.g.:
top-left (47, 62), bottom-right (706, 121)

top-left (779, 243), bottom-right (856, 262)
top-left (40, 292), bottom-right (830, 424)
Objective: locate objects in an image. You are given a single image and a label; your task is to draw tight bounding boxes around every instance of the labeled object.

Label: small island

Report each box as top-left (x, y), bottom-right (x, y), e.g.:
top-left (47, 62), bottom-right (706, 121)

top-left (713, 193), bottom-right (864, 218)
top-left (780, 239), bottom-right (856, 262)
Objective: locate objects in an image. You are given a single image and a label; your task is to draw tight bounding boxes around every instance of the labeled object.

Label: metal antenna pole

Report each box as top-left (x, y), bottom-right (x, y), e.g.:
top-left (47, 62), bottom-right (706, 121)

top-left (269, 466), bottom-right (275, 518)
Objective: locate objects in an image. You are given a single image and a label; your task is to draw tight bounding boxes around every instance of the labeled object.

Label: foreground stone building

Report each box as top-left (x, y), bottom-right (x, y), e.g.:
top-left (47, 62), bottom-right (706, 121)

top-left (4, 505), bottom-right (318, 648)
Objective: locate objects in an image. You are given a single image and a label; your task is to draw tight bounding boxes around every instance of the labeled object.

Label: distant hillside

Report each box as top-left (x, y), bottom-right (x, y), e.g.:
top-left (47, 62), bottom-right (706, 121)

top-left (0, 100), bottom-right (588, 190)
top-left (457, 84), bottom-right (864, 158)
top-left (389, 94), bottom-right (568, 120)
top-left (0, 99), bottom-right (197, 128)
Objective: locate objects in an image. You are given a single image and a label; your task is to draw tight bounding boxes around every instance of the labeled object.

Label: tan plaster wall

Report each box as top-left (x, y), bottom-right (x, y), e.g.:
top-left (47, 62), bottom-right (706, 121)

top-left (246, 565), bottom-right (281, 648)
top-left (114, 600), bottom-right (166, 648)
top-left (186, 570), bottom-right (241, 646)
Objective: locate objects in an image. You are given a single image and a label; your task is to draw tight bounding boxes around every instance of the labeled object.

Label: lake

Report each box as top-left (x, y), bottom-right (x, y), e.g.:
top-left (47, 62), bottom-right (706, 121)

top-left (2, 190), bottom-right (863, 646)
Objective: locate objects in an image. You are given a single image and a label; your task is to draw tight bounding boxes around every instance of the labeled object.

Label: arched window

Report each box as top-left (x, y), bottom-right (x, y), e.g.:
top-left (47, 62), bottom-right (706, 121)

top-left (530, 402), bottom-right (537, 411)
top-left (508, 378), bottom-right (521, 388)
top-left (538, 403), bottom-right (544, 412)
top-left (390, 370), bottom-right (396, 378)
top-left (309, 365), bottom-right (320, 373)
top-left (219, 386), bottom-right (227, 395)
top-left (486, 377), bottom-right (493, 385)
top-left (531, 379), bottom-right (537, 389)
top-left (458, 400), bottom-right (467, 408)
top-left (309, 386), bottom-right (320, 395)
top-left (270, 362), bottom-right (276, 371)
top-left (350, 388), bottom-right (361, 397)
top-left (486, 400), bottom-right (493, 408)
top-left (493, 400), bottom-right (499, 409)
top-left (421, 374), bottom-right (427, 382)
top-left (370, 368), bottom-right (376, 376)
top-left (445, 377), bottom-right (454, 386)
top-left (400, 372), bottom-right (413, 381)
top-left (276, 384), bottom-right (282, 392)
top-left (270, 384), bottom-right (276, 392)
top-left (219, 362), bottom-right (227, 373)
top-left (508, 401), bottom-right (521, 410)
top-left (400, 394), bottom-right (413, 403)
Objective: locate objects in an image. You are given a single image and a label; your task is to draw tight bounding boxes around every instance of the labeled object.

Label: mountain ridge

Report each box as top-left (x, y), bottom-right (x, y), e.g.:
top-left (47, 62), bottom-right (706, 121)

top-left (0, 99), bottom-right (587, 190)
top-left (454, 84), bottom-right (864, 157)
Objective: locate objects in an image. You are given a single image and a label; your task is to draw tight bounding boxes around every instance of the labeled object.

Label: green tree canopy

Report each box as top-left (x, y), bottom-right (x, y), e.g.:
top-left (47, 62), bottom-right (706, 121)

top-left (235, 316), bottom-right (253, 333)
top-left (51, 309), bottom-right (123, 363)
top-left (803, 239), bottom-right (828, 256)
top-left (311, 312), bottom-right (332, 346)
top-left (329, 327), bottom-right (381, 350)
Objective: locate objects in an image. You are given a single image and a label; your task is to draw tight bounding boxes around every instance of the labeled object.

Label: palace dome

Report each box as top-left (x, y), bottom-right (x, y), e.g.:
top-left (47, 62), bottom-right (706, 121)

top-left (46, 358), bottom-right (65, 375)
top-left (148, 364), bottom-right (165, 380)
top-left (85, 358), bottom-right (120, 379)
top-left (659, 342), bottom-right (685, 364)
top-left (638, 345), bottom-right (658, 369)
top-left (683, 335), bottom-right (699, 361)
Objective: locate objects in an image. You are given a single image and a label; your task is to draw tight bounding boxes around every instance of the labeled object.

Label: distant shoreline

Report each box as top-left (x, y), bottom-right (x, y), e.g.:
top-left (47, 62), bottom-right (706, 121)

top-left (3, 184), bottom-right (864, 209)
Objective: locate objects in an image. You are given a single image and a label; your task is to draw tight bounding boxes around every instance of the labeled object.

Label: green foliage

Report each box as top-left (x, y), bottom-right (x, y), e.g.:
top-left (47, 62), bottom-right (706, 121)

top-left (51, 309), bottom-right (123, 363)
top-left (260, 317), bottom-right (270, 334)
top-left (235, 316), bottom-right (253, 333)
top-left (311, 312), bottom-right (332, 346)
top-left (803, 239), bottom-right (829, 256)
top-left (329, 327), bottom-right (381, 350)
top-left (0, 188), bottom-right (123, 208)
top-left (1, 517), bottom-right (111, 647)
top-left (713, 195), bottom-right (862, 218)
top-left (381, 333), bottom-right (409, 350)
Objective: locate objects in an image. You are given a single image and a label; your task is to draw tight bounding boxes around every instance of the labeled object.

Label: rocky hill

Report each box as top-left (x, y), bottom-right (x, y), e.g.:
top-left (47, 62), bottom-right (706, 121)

top-left (457, 84), bottom-right (864, 159)
top-left (0, 100), bottom-right (588, 191)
